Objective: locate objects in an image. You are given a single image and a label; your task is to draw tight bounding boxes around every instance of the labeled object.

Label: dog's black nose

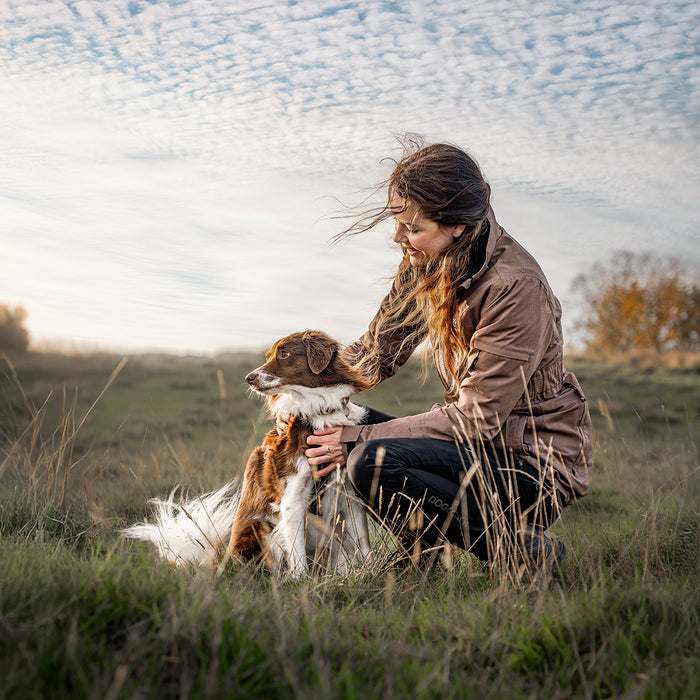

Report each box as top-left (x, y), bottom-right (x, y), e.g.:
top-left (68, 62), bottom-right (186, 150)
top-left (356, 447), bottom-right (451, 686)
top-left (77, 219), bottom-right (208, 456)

top-left (245, 371), bottom-right (257, 385)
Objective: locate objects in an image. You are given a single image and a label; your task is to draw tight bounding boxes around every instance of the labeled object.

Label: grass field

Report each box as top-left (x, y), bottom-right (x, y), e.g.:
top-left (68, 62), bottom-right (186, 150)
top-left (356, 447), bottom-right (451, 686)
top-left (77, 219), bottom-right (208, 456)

top-left (0, 349), bottom-right (698, 699)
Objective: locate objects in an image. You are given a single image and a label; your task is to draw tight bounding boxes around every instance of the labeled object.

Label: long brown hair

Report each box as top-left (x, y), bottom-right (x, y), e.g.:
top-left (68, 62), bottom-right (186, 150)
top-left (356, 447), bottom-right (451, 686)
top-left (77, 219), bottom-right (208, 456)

top-left (338, 136), bottom-right (491, 388)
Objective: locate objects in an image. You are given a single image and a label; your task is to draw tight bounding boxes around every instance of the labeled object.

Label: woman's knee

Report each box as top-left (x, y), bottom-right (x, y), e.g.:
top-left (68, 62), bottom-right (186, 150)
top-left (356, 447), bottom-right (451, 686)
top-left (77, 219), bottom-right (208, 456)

top-left (346, 440), bottom-right (388, 501)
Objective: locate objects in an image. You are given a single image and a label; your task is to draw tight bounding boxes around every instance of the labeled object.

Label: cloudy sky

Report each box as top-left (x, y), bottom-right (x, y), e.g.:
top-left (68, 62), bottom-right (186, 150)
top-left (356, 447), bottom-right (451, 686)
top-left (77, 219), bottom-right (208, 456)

top-left (2, 0), bottom-right (699, 353)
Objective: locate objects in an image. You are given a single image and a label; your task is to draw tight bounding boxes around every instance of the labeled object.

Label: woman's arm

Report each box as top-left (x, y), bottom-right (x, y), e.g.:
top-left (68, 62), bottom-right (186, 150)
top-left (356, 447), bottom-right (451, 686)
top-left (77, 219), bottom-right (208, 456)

top-left (340, 275), bottom-right (558, 446)
top-left (341, 282), bottom-right (426, 384)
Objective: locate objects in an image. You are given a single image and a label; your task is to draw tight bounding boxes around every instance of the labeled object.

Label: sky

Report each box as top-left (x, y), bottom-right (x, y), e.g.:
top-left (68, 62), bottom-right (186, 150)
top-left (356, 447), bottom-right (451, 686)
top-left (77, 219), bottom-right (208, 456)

top-left (2, 0), bottom-right (699, 354)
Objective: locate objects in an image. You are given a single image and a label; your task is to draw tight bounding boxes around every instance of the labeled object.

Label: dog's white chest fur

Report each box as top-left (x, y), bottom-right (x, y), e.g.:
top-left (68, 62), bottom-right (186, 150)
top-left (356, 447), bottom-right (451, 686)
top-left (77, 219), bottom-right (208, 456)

top-left (271, 384), bottom-right (368, 429)
top-left (264, 385), bottom-right (369, 575)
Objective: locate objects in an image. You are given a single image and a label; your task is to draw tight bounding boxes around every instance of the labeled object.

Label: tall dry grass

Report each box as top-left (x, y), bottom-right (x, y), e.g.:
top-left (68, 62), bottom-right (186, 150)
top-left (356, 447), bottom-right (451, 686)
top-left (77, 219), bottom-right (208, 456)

top-left (0, 354), bottom-right (127, 516)
top-left (0, 351), bottom-right (698, 699)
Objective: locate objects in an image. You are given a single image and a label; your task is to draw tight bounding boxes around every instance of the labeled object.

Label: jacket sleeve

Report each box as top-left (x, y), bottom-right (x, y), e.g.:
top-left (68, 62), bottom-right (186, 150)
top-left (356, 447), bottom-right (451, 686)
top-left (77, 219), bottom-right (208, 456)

top-left (341, 282), bottom-right (426, 386)
top-left (341, 275), bottom-right (558, 445)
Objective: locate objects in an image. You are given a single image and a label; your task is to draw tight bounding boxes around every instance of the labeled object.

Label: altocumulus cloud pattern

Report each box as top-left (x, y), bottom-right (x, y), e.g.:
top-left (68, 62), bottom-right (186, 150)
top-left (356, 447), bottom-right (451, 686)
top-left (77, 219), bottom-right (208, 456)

top-left (1, 0), bottom-right (699, 351)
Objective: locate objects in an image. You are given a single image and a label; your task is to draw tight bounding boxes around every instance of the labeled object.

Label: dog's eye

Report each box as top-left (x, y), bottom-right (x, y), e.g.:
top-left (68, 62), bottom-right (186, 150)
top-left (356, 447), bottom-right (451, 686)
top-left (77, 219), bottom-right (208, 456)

top-left (278, 350), bottom-right (290, 359)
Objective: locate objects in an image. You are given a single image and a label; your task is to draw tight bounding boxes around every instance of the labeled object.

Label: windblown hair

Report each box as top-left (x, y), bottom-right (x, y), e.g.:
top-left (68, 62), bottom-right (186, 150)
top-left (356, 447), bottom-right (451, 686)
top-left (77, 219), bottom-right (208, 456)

top-left (338, 136), bottom-right (491, 390)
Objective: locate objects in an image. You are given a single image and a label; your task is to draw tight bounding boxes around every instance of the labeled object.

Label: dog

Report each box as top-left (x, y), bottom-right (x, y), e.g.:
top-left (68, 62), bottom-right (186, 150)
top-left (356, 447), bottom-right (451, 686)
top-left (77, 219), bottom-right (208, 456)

top-left (226, 329), bottom-right (372, 576)
top-left (124, 330), bottom-right (372, 576)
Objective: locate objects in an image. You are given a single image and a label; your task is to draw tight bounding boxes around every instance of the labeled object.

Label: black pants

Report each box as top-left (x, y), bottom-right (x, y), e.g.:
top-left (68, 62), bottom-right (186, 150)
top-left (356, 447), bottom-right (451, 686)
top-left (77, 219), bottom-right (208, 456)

top-left (346, 409), bottom-right (561, 561)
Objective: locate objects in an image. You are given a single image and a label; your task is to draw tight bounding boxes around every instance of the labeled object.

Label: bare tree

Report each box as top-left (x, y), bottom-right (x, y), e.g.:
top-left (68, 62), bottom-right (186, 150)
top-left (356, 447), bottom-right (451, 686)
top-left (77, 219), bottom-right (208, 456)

top-left (0, 304), bottom-right (30, 353)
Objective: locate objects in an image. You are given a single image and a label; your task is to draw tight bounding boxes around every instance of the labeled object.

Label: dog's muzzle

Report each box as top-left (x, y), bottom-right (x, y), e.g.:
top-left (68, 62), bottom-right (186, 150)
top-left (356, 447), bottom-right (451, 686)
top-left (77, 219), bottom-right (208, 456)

top-left (246, 370), bottom-right (281, 392)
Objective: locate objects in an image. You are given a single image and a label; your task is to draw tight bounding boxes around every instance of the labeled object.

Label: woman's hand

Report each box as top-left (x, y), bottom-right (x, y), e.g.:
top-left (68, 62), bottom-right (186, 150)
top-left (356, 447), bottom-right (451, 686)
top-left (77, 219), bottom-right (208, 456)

top-left (305, 427), bottom-right (344, 478)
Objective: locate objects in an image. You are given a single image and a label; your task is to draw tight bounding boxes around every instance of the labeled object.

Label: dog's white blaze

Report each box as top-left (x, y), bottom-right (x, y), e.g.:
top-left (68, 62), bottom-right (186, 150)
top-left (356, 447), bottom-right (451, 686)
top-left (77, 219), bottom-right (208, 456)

top-left (252, 371), bottom-right (282, 391)
top-left (276, 455), bottom-right (313, 576)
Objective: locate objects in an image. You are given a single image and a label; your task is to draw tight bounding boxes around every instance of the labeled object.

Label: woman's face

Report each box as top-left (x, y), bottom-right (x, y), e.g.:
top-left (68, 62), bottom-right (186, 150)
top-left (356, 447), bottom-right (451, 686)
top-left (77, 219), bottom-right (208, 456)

top-left (390, 196), bottom-right (464, 267)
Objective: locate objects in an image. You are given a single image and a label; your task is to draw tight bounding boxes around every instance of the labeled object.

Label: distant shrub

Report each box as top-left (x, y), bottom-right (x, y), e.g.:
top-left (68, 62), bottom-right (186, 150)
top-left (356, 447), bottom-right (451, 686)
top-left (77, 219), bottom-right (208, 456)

top-left (573, 252), bottom-right (699, 354)
top-left (0, 304), bottom-right (30, 353)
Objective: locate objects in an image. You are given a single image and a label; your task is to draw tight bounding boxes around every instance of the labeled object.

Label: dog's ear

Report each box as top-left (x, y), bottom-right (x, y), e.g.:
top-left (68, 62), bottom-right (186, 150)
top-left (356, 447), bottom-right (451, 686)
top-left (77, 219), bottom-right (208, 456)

top-left (306, 335), bottom-right (337, 374)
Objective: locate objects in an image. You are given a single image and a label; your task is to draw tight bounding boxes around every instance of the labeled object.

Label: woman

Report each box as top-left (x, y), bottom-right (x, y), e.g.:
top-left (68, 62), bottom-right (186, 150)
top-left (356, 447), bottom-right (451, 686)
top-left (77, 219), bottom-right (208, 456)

top-left (305, 140), bottom-right (593, 578)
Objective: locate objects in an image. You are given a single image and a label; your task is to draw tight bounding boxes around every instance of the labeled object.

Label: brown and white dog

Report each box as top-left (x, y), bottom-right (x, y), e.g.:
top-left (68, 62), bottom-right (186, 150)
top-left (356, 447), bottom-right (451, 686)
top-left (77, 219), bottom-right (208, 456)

top-left (227, 330), bottom-right (372, 575)
top-left (124, 330), bottom-right (372, 577)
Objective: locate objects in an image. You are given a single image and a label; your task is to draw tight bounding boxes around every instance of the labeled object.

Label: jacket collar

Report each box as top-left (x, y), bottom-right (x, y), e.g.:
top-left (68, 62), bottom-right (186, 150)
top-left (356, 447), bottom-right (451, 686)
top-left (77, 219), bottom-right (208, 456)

top-left (460, 206), bottom-right (501, 291)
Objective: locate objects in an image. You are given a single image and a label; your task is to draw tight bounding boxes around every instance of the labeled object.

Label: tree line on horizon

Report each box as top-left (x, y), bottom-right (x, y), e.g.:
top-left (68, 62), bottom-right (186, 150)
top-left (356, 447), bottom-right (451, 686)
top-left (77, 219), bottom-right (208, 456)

top-left (1, 252), bottom-right (698, 357)
top-left (0, 304), bottom-right (29, 354)
top-left (572, 251), bottom-right (699, 355)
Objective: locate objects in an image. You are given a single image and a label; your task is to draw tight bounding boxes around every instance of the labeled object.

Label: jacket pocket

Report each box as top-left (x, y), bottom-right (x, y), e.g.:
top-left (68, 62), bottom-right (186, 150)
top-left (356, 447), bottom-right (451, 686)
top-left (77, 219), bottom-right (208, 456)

top-left (564, 380), bottom-right (587, 403)
top-left (525, 385), bottom-right (590, 470)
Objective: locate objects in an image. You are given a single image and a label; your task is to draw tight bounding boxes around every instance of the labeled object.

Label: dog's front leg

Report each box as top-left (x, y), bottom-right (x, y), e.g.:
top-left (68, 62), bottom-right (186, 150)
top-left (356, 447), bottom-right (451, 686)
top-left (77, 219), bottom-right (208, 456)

top-left (278, 457), bottom-right (313, 577)
top-left (322, 471), bottom-right (372, 571)
top-left (346, 494), bottom-right (372, 560)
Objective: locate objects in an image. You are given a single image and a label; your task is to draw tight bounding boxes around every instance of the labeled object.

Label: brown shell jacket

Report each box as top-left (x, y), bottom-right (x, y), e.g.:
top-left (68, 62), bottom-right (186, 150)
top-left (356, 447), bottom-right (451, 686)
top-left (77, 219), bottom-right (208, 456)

top-left (340, 207), bottom-right (593, 506)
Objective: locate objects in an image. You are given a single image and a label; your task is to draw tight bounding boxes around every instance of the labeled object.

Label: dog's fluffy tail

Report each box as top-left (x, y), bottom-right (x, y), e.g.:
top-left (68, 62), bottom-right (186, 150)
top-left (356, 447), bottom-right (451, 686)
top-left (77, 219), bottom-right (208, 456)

top-left (122, 483), bottom-right (240, 567)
